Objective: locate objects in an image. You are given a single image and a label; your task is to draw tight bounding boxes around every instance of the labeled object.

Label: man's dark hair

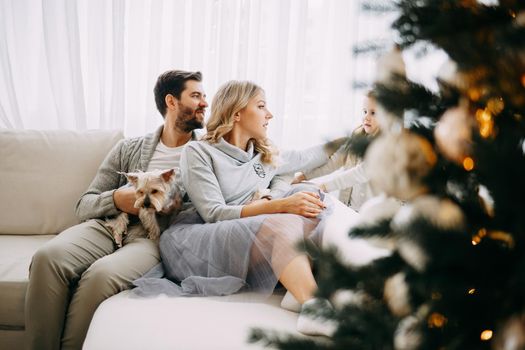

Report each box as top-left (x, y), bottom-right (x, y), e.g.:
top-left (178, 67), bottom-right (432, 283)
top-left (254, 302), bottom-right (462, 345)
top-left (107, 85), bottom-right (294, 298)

top-left (154, 70), bottom-right (202, 117)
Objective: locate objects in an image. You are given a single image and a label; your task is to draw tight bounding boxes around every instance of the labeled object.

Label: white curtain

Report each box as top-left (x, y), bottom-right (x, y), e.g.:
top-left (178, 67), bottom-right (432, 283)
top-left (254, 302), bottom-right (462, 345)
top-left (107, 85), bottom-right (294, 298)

top-left (0, 0), bottom-right (394, 149)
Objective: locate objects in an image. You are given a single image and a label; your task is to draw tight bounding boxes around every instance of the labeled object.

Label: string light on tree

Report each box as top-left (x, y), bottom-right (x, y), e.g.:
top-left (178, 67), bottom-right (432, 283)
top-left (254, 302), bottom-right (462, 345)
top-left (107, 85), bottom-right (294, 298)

top-left (428, 313), bottom-right (447, 328)
top-left (481, 330), bottom-right (493, 341)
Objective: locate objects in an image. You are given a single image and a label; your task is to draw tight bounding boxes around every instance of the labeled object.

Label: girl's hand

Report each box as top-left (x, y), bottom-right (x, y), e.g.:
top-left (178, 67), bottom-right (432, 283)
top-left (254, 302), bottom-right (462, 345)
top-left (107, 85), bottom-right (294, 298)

top-left (291, 172), bottom-right (306, 184)
top-left (280, 191), bottom-right (326, 218)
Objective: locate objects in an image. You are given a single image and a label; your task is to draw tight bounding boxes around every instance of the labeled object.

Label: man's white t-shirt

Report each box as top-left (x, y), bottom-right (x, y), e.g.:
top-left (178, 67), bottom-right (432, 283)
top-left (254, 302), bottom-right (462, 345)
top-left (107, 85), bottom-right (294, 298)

top-left (147, 140), bottom-right (184, 186)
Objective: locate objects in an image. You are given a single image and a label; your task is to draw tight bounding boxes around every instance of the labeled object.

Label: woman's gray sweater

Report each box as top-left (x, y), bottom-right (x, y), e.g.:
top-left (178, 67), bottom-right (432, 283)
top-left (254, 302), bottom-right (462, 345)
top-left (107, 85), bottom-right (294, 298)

top-left (180, 138), bottom-right (330, 223)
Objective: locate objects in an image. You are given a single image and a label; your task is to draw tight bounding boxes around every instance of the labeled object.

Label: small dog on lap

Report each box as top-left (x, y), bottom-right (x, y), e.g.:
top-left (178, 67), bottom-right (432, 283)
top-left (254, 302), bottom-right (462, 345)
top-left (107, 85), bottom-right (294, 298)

top-left (105, 168), bottom-right (183, 247)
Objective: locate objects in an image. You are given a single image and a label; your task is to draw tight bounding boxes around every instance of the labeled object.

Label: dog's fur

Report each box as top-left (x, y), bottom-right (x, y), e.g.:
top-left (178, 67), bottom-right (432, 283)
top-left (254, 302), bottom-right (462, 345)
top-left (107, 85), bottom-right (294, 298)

top-left (105, 169), bottom-right (183, 247)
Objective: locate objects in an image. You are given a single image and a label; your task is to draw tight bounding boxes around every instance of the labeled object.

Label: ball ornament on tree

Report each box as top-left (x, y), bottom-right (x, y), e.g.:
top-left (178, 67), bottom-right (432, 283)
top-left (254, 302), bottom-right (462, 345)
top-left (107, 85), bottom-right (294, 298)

top-left (434, 100), bottom-right (475, 164)
top-left (384, 272), bottom-right (412, 317)
top-left (365, 132), bottom-right (437, 201)
top-left (394, 315), bottom-right (422, 350)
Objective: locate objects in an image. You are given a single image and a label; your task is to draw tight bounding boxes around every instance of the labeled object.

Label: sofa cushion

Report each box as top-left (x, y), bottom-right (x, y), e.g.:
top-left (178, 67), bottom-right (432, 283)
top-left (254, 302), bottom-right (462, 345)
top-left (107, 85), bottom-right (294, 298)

top-left (84, 194), bottom-right (394, 350)
top-left (84, 290), bottom-right (303, 350)
top-left (0, 129), bottom-right (123, 235)
top-left (0, 235), bottom-right (55, 327)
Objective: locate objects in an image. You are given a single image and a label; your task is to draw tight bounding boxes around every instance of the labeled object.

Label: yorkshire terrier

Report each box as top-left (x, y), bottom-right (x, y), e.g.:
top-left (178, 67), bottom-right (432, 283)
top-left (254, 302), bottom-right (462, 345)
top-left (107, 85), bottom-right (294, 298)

top-left (105, 168), bottom-right (183, 248)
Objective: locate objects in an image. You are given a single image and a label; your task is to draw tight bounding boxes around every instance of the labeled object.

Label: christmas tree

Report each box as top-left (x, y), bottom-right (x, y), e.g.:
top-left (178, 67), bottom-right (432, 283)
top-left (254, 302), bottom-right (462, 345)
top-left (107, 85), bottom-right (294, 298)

top-left (251, 0), bottom-right (525, 349)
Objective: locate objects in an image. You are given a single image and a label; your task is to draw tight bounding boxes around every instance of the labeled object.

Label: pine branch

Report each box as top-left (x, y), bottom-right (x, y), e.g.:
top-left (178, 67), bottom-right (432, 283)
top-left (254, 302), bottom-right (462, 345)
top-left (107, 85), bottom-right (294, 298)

top-left (248, 329), bottom-right (328, 349)
top-left (374, 76), bottom-right (448, 120)
top-left (348, 218), bottom-right (393, 239)
top-left (353, 39), bottom-right (392, 56)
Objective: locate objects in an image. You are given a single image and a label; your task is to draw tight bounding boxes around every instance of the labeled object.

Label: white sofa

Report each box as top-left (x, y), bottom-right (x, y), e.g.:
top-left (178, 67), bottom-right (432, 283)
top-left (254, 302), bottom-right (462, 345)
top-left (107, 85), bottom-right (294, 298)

top-left (0, 128), bottom-right (389, 350)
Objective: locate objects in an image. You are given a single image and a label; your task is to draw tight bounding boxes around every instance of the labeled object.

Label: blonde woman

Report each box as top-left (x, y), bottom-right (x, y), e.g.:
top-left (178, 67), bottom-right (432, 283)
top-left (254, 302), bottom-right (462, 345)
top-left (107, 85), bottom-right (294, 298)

top-left (137, 81), bottom-right (340, 336)
top-left (293, 90), bottom-right (380, 211)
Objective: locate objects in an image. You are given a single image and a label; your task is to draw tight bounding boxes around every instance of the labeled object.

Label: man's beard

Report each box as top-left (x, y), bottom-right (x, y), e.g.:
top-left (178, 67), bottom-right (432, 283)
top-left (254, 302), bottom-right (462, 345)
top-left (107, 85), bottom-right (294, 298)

top-left (176, 103), bottom-right (204, 133)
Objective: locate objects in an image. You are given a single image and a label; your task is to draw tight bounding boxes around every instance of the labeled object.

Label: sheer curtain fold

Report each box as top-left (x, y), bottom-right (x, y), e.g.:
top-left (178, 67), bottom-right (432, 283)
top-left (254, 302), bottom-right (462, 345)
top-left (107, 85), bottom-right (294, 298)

top-left (0, 0), bottom-right (22, 128)
top-left (42, 0), bottom-right (87, 129)
top-left (111, 0), bottom-right (125, 131)
top-left (0, 0), bottom-right (385, 149)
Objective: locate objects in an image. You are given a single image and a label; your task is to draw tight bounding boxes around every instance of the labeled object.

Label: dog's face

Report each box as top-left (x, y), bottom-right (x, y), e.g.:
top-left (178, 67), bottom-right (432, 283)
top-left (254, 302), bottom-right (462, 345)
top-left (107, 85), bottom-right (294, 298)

top-left (123, 169), bottom-right (176, 212)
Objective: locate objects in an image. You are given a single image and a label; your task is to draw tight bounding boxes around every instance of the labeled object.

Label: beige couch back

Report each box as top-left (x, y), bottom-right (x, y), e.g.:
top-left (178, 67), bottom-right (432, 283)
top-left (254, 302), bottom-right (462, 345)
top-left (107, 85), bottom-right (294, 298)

top-left (0, 129), bottom-right (123, 235)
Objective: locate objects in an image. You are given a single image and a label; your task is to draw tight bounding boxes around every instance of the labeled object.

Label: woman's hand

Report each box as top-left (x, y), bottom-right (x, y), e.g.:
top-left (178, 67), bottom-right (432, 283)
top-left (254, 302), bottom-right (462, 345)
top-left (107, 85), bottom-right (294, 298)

top-left (279, 191), bottom-right (326, 218)
top-left (241, 190), bottom-right (327, 218)
top-left (291, 172), bottom-right (306, 184)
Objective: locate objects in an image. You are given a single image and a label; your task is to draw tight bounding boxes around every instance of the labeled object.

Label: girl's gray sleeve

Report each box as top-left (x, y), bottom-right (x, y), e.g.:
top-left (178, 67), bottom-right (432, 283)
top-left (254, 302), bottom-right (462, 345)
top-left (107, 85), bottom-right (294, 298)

top-left (277, 143), bottom-right (331, 175)
top-left (303, 145), bottom-right (347, 180)
top-left (181, 144), bottom-right (243, 223)
top-left (324, 162), bottom-right (369, 192)
top-left (75, 139), bottom-right (127, 221)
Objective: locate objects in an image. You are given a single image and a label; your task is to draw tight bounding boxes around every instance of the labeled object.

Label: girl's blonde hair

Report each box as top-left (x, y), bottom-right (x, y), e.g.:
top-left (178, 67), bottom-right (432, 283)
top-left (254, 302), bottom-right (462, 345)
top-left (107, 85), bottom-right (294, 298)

top-left (343, 89), bottom-right (378, 166)
top-left (203, 80), bottom-right (276, 164)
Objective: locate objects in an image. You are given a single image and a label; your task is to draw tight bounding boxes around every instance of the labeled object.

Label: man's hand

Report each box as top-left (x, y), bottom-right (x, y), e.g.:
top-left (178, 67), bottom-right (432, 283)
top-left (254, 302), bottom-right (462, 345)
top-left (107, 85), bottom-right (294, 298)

top-left (113, 187), bottom-right (139, 215)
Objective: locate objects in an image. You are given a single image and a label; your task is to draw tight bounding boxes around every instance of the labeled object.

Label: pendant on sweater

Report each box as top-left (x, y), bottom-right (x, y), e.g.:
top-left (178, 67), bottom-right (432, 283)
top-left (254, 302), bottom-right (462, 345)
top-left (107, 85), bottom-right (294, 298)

top-left (253, 163), bottom-right (266, 178)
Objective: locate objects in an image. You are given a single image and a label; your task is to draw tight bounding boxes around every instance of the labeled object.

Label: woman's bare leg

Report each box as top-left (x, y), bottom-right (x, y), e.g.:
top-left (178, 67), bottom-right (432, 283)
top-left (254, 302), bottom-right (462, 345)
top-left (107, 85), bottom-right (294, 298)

top-left (278, 255), bottom-right (317, 304)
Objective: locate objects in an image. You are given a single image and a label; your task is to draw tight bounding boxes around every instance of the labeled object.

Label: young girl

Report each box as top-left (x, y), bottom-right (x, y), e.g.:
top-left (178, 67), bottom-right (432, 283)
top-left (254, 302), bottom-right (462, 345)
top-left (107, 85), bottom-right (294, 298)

top-left (293, 90), bottom-right (379, 211)
top-left (144, 80), bottom-right (340, 336)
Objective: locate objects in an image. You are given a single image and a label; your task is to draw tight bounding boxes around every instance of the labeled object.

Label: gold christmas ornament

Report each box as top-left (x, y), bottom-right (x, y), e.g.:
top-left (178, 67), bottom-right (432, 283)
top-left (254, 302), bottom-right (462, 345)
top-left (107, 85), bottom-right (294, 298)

top-left (384, 273), bottom-right (412, 317)
top-left (365, 132), bottom-right (437, 201)
top-left (434, 101), bottom-right (475, 164)
top-left (394, 316), bottom-right (422, 350)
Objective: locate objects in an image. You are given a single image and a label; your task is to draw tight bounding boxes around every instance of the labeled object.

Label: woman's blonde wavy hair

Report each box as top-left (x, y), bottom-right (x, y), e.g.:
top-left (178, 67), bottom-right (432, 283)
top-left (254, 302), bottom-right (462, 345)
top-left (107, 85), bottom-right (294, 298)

top-left (203, 80), bottom-right (276, 164)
